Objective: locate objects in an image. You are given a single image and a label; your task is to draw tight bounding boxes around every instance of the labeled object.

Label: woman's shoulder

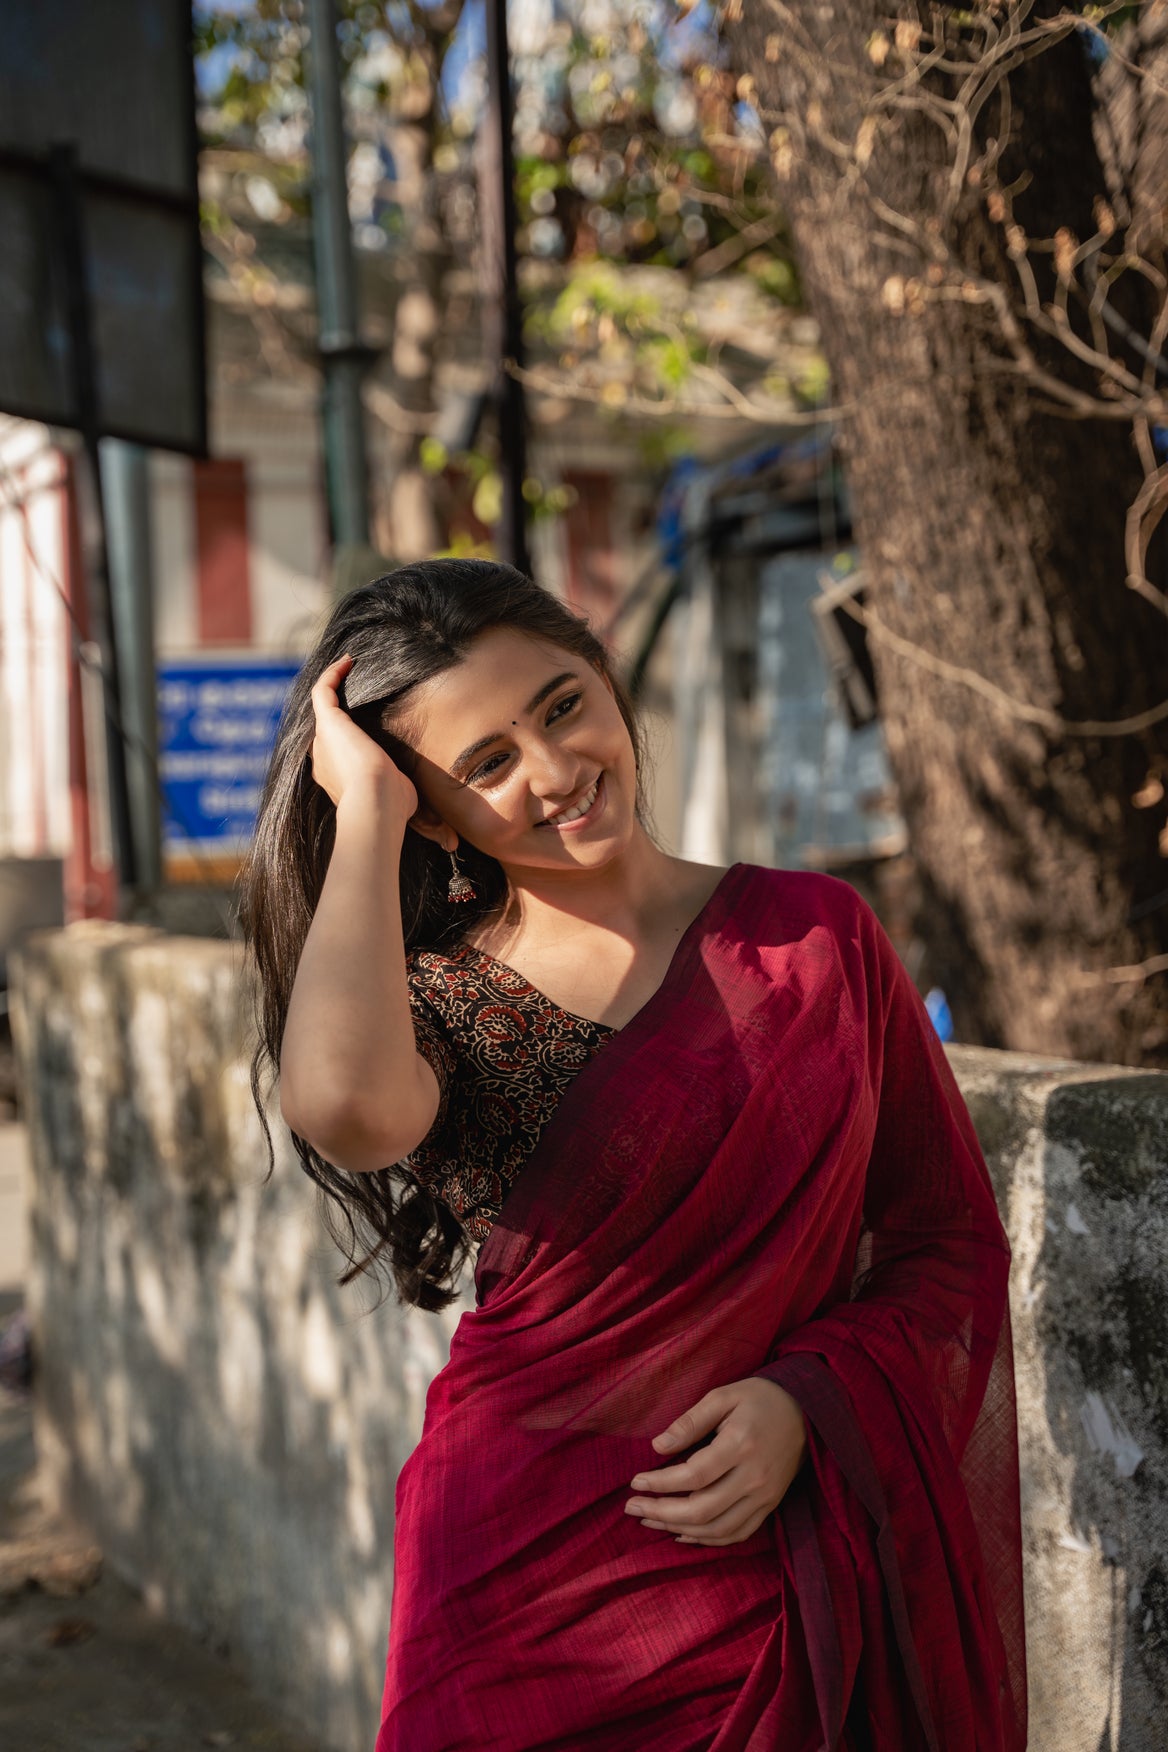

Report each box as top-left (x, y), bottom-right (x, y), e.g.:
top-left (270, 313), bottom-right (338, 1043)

top-left (405, 938), bottom-right (544, 1022)
top-left (406, 942), bottom-right (469, 1011)
top-left (727, 865), bottom-right (893, 1006)
top-left (732, 862), bottom-right (875, 929)
top-left (728, 861), bottom-right (889, 966)
top-left (406, 940), bottom-right (475, 993)
top-left (406, 942), bottom-right (463, 976)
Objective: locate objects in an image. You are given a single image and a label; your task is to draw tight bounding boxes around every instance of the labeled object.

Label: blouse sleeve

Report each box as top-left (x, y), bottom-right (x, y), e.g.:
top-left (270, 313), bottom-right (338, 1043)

top-left (406, 979), bottom-right (457, 1152)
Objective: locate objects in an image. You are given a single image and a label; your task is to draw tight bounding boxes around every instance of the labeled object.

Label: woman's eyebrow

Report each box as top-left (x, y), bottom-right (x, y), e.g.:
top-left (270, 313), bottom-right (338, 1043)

top-left (449, 671), bottom-right (580, 777)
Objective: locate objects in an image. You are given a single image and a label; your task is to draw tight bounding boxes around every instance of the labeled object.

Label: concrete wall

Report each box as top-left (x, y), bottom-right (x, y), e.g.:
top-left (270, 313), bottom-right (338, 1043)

top-left (950, 1048), bottom-right (1168, 1749)
top-left (10, 923), bottom-right (1168, 1751)
top-left (10, 923), bottom-right (466, 1752)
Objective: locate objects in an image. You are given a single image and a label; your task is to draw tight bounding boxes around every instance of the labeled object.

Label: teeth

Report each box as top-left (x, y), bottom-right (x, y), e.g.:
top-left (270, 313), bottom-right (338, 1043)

top-left (549, 779), bottom-right (599, 825)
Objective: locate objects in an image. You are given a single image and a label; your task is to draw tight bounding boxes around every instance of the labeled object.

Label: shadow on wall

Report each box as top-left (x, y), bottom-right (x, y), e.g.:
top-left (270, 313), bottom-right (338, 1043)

top-left (12, 924), bottom-right (469, 1752)
top-left (964, 1064), bottom-right (1168, 1752)
top-left (1039, 1078), bottom-right (1168, 1752)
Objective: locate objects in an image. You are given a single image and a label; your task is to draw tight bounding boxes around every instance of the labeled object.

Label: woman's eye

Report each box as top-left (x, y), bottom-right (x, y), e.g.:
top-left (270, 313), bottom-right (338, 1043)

top-left (466, 694), bottom-right (580, 783)
top-left (468, 752), bottom-right (509, 785)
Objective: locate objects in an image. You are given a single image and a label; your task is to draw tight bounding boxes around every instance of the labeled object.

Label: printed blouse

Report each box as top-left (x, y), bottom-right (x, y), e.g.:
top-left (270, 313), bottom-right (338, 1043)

top-left (404, 944), bottom-right (615, 1240)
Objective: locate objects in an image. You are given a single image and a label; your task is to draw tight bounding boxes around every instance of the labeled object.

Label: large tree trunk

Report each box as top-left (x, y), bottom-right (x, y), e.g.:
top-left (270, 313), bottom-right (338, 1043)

top-left (725, 1), bottom-right (1168, 1065)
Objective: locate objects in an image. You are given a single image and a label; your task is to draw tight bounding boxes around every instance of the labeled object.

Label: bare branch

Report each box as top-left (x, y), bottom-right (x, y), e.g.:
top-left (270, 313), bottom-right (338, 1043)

top-left (1073, 951), bottom-right (1168, 986)
top-left (1124, 462), bottom-right (1168, 621)
top-left (507, 359), bottom-right (848, 425)
top-left (693, 213), bottom-right (789, 278)
top-left (365, 380), bottom-right (439, 437)
top-left (834, 591), bottom-right (1168, 737)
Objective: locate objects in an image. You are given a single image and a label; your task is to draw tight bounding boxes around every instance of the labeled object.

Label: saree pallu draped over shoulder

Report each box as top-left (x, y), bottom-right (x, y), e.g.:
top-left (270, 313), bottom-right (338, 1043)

top-left (377, 866), bottom-right (1027, 1752)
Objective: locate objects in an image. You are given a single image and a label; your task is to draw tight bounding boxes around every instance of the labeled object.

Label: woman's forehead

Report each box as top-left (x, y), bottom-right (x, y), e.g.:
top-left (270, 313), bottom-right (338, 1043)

top-left (463, 626), bottom-right (567, 672)
top-left (405, 629), bottom-right (579, 750)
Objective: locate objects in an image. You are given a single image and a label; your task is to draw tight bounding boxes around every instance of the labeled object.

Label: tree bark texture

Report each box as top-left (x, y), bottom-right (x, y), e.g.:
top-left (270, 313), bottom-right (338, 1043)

top-left (367, 6), bottom-right (466, 563)
top-left (1094, 0), bottom-right (1168, 268)
top-left (375, 114), bottom-right (446, 562)
top-left (725, 1), bottom-right (1168, 1064)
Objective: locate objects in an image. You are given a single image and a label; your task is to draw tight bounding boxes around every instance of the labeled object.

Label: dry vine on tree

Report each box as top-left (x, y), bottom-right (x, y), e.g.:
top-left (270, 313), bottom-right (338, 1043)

top-left (721, 0), bottom-right (1168, 1064)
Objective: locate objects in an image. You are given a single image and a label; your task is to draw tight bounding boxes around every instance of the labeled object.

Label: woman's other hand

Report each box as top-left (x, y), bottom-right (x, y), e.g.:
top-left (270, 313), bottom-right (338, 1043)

top-left (624, 1378), bottom-right (807, 1546)
top-left (310, 654), bottom-right (417, 816)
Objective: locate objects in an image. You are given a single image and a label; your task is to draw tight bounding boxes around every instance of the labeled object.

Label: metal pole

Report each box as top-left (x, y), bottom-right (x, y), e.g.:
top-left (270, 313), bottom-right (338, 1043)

top-left (305, 0), bottom-right (371, 551)
top-left (50, 143), bottom-right (137, 894)
top-left (101, 439), bottom-right (162, 893)
top-left (481, 0), bottom-right (530, 575)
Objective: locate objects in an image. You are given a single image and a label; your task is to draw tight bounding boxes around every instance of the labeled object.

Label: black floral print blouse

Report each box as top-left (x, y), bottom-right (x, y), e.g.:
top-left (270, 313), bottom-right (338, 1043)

top-left (404, 944), bottom-right (615, 1241)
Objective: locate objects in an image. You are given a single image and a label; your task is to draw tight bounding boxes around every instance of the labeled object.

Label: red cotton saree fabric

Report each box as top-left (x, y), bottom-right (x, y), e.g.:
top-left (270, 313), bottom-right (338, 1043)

top-left (377, 864), bottom-right (1026, 1752)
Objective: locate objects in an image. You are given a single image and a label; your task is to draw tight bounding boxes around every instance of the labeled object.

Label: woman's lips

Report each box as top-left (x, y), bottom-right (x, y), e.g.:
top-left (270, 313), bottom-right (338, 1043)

top-left (538, 772), bottom-right (605, 831)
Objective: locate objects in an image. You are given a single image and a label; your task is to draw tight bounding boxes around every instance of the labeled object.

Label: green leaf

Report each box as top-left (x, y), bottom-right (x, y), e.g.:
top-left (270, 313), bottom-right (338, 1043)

top-left (471, 471), bottom-right (503, 526)
top-left (419, 437), bottom-right (448, 475)
top-left (795, 355), bottom-right (831, 406)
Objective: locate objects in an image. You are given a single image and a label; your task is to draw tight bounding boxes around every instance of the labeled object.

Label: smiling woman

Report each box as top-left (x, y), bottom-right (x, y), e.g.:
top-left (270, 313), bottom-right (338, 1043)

top-left (240, 561), bottom-right (654, 1299)
top-left (395, 628), bottom-right (639, 890)
top-left (238, 560), bottom-right (1026, 1752)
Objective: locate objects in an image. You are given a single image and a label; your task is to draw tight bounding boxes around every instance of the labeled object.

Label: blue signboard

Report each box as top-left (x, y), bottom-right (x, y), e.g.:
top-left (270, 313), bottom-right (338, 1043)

top-left (157, 655), bottom-right (302, 854)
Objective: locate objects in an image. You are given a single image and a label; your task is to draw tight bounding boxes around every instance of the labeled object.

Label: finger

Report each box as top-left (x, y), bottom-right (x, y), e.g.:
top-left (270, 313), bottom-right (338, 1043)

top-left (667, 1497), bottom-right (759, 1538)
top-left (629, 1446), bottom-right (732, 1495)
top-left (627, 1476), bottom-right (741, 1528)
top-left (651, 1387), bottom-right (735, 1454)
top-left (311, 654), bottom-right (354, 707)
top-left (643, 1500), bottom-right (757, 1540)
top-left (676, 1508), bottom-right (768, 1546)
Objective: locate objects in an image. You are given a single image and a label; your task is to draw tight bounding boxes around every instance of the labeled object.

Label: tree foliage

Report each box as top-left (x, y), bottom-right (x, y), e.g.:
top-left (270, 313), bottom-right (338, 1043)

top-left (194, 0), bottom-right (818, 556)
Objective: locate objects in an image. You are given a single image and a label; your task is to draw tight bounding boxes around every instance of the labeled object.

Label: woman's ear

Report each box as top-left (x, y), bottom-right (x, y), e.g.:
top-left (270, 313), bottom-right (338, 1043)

top-left (407, 798), bottom-right (457, 854)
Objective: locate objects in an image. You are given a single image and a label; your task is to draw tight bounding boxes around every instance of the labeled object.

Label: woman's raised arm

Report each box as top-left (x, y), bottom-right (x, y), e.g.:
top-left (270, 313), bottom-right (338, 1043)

top-left (278, 655), bottom-right (441, 1173)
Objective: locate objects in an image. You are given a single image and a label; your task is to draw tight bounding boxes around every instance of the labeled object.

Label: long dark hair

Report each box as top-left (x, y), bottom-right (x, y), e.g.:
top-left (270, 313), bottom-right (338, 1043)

top-left (238, 559), bottom-right (645, 1311)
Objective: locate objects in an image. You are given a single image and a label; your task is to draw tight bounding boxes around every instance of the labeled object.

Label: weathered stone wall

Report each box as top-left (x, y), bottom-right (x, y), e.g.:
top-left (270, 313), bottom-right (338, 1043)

top-left (10, 922), bottom-right (467, 1752)
top-left (10, 924), bottom-right (1168, 1752)
top-left (950, 1048), bottom-right (1168, 1749)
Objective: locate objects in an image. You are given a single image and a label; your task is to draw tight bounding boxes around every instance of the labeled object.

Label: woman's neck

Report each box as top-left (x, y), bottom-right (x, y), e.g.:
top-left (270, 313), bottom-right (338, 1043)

top-left (471, 832), bottom-right (690, 960)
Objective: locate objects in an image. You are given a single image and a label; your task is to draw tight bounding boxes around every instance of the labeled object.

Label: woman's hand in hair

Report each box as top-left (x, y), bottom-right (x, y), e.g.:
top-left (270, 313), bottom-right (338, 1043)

top-left (310, 654), bottom-right (417, 816)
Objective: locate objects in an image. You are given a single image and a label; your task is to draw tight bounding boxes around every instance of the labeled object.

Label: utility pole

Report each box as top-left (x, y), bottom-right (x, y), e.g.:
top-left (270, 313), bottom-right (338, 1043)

top-left (305, 0), bottom-right (373, 562)
top-left (481, 0), bottom-right (530, 575)
top-left (101, 440), bottom-right (162, 894)
top-left (51, 143), bottom-right (137, 896)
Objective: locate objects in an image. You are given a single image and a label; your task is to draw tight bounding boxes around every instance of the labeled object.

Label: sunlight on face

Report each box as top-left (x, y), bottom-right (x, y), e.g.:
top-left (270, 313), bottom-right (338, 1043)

top-left (399, 627), bottom-right (638, 877)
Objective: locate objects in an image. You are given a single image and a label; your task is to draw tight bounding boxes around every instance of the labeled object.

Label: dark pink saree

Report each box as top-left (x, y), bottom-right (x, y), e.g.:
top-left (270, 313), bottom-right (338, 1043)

top-left (377, 864), bottom-right (1026, 1751)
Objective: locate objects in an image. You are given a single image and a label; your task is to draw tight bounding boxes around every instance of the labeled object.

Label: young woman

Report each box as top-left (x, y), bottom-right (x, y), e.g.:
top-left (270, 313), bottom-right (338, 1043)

top-left (241, 559), bottom-right (1026, 1752)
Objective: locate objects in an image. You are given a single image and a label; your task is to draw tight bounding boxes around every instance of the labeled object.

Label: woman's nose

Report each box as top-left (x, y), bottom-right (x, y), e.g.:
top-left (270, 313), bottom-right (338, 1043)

top-left (524, 735), bottom-right (582, 799)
